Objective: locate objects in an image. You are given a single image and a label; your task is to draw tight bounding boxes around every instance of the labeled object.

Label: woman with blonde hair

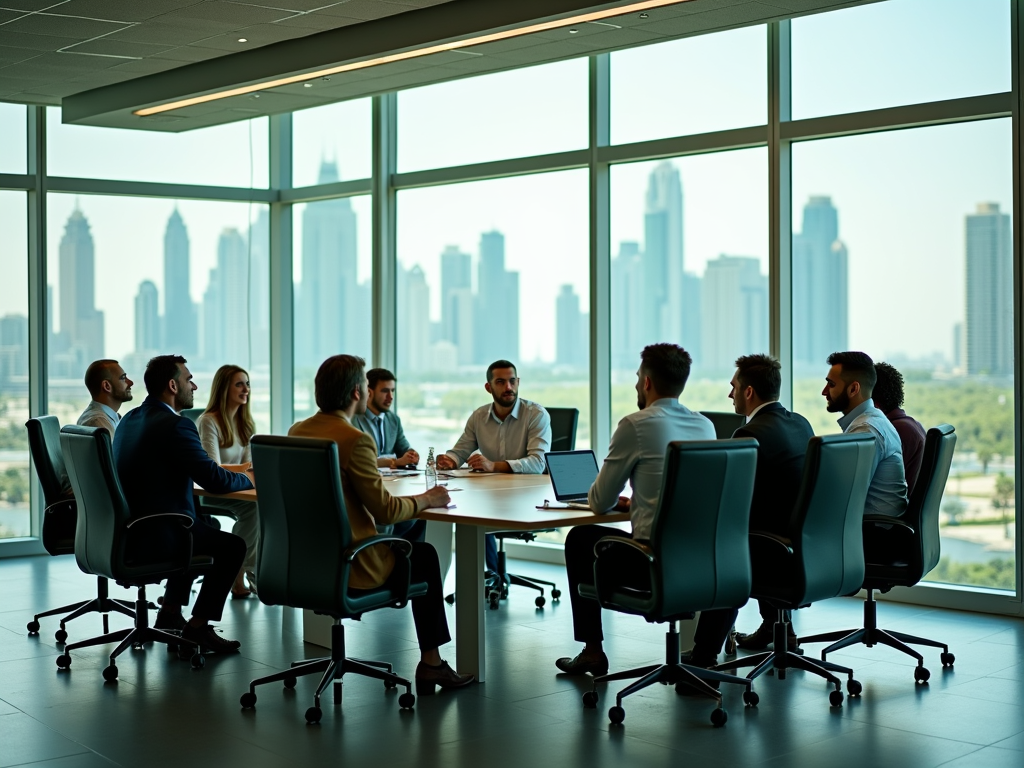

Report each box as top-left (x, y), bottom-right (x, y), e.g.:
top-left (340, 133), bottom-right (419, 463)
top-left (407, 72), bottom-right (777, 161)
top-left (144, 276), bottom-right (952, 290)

top-left (196, 364), bottom-right (259, 598)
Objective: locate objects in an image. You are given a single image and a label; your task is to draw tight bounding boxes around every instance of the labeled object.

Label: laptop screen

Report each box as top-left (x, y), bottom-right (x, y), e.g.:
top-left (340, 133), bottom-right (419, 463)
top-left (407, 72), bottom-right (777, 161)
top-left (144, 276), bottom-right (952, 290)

top-left (546, 450), bottom-right (599, 501)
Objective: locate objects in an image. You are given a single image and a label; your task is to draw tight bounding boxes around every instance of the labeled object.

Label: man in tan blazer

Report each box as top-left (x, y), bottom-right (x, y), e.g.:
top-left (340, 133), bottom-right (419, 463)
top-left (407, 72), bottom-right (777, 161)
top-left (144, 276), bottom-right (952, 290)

top-left (289, 354), bottom-right (474, 695)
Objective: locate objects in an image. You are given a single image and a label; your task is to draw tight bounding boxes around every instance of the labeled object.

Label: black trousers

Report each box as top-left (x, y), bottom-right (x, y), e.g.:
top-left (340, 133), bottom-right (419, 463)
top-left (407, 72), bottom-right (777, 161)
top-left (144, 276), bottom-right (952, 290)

top-left (694, 602), bottom-right (793, 662)
top-left (368, 542), bottom-right (451, 651)
top-left (162, 520), bottom-right (246, 623)
top-left (564, 524), bottom-right (649, 644)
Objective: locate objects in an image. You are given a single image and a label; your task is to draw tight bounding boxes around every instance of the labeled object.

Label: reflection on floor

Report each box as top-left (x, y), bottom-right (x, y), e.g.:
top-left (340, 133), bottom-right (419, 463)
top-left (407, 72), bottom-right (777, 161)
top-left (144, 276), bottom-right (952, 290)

top-left (1, 555), bottom-right (1022, 768)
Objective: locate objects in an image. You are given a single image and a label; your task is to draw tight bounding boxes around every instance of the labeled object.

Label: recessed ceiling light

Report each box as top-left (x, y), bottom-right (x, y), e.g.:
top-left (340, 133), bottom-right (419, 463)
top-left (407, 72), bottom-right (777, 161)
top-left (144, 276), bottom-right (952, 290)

top-left (238, 38), bottom-right (248, 43)
top-left (569, 28), bottom-right (578, 34)
top-left (303, 83), bottom-right (313, 87)
top-left (639, 13), bottom-right (649, 18)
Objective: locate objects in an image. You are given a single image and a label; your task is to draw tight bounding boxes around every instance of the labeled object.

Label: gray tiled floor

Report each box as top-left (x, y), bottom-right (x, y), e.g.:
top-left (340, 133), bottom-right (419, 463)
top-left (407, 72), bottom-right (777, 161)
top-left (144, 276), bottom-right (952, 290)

top-left (1, 555), bottom-right (1022, 768)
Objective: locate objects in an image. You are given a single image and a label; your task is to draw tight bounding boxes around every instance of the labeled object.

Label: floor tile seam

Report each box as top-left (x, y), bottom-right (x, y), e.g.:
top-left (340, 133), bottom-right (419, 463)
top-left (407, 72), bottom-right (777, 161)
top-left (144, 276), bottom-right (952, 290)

top-left (1, 710), bottom-right (113, 762)
top-left (932, 744), bottom-right (999, 767)
top-left (842, 713), bottom-right (1019, 746)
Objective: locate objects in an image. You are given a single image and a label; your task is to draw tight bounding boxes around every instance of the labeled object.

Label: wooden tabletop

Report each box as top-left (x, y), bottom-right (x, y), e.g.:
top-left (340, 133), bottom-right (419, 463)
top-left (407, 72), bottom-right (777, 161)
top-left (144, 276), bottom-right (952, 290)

top-left (196, 471), bottom-right (630, 530)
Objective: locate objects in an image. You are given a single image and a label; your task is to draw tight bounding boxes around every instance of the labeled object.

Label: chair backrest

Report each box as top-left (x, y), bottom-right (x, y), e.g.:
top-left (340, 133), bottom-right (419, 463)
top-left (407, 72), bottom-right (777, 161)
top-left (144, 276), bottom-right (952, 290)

top-left (790, 433), bottom-right (876, 604)
top-left (699, 411), bottom-right (745, 440)
top-left (650, 438), bottom-right (758, 617)
top-left (250, 434), bottom-right (353, 613)
top-left (903, 424), bottom-right (956, 579)
top-left (25, 416), bottom-right (71, 507)
top-left (180, 408), bottom-right (204, 424)
top-left (59, 425), bottom-right (133, 580)
top-left (547, 407), bottom-right (579, 452)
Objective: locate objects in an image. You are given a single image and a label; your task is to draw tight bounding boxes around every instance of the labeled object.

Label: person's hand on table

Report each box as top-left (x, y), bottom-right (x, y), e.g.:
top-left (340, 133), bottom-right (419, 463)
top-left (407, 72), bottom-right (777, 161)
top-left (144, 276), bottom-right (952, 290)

top-left (397, 449), bottom-right (419, 467)
top-left (244, 464), bottom-right (255, 488)
top-left (420, 485), bottom-right (451, 510)
top-left (435, 453), bottom-right (457, 470)
top-left (466, 454), bottom-right (495, 473)
top-left (614, 496), bottom-right (630, 512)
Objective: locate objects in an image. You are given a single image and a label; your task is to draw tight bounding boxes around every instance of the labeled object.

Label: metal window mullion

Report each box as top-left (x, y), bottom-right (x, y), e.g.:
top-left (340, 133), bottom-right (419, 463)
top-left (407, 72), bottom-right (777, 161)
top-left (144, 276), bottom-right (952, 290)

top-left (372, 93), bottom-right (398, 370)
top-left (1011, 0), bottom-right (1024, 607)
top-left (26, 106), bottom-right (47, 544)
top-left (269, 113), bottom-right (294, 435)
top-left (590, 54), bottom-right (611, 460)
top-left (769, 21), bottom-right (793, 410)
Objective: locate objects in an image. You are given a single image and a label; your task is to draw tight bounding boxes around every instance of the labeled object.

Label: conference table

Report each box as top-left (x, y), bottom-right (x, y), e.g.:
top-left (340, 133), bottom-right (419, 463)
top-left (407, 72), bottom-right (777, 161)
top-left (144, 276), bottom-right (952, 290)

top-left (196, 470), bottom-right (628, 682)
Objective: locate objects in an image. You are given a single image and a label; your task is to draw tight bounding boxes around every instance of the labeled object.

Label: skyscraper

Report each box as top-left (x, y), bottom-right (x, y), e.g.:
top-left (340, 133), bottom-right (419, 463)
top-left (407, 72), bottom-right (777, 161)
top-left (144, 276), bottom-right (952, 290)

top-left (163, 208), bottom-right (196, 358)
top-left (250, 208), bottom-right (270, 368)
top-left (701, 255), bottom-right (768, 374)
top-left (611, 241), bottom-right (642, 369)
top-left (398, 265), bottom-right (431, 372)
top-left (57, 207), bottom-right (104, 366)
top-left (0, 314), bottom-right (28, 382)
top-left (475, 230), bottom-right (519, 363)
top-left (792, 196), bottom-right (848, 368)
top-left (440, 246), bottom-right (474, 364)
top-left (965, 202), bottom-right (1012, 376)
top-left (555, 284), bottom-right (588, 368)
top-left (134, 280), bottom-right (160, 354)
top-left (643, 161), bottom-right (684, 343)
top-left (201, 228), bottom-right (249, 365)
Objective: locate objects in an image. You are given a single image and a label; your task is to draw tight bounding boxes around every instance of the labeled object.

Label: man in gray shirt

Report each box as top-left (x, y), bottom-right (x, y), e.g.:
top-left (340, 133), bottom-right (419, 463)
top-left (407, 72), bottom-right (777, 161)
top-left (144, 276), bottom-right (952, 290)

top-left (77, 359), bottom-right (134, 439)
top-left (555, 344), bottom-right (715, 677)
top-left (823, 351), bottom-right (908, 518)
top-left (436, 359), bottom-right (551, 571)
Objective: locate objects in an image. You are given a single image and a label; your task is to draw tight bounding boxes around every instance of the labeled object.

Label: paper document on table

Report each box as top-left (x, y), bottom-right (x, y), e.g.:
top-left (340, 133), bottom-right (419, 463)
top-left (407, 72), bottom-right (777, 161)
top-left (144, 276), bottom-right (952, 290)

top-left (439, 469), bottom-right (497, 478)
top-left (535, 501), bottom-right (591, 510)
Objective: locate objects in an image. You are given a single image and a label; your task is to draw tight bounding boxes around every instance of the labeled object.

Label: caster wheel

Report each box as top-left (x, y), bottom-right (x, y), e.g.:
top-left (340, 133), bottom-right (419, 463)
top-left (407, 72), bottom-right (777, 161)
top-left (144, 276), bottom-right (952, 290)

top-left (131, 642), bottom-right (143, 651)
top-left (305, 706), bottom-right (323, 724)
top-left (102, 665), bottom-right (118, 682)
top-left (551, 589), bottom-right (561, 600)
top-left (847, 679), bottom-right (863, 697)
top-left (941, 652), bottom-right (955, 667)
top-left (27, 620), bottom-right (40, 635)
top-left (488, 595), bottom-right (499, 610)
top-left (384, 679), bottom-right (397, 690)
top-left (608, 706), bottom-right (625, 725)
top-left (582, 691), bottom-right (599, 709)
top-left (240, 692), bottom-right (257, 709)
top-left (743, 690), bottom-right (759, 707)
top-left (56, 654), bottom-right (71, 669)
top-left (445, 594), bottom-right (455, 605)
top-left (284, 677), bottom-right (297, 690)
top-left (54, 628), bottom-right (68, 644)
top-left (914, 666), bottom-right (930, 684)
top-left (829, 689), bottom-right (844, 707)
top-left (190, 653), bottom-right (205, 670)
top-left (710, 708), bottom-right (728, 727)
top-left (399, 692), bottom-right (415, 709)
top-left (535, 596), bottom-right (546, 608)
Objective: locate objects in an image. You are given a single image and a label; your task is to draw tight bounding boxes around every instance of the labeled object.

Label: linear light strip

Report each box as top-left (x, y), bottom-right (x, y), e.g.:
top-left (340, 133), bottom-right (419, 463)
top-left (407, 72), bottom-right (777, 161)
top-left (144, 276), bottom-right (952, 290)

top-left (134, 0), bottom-right (691, 116)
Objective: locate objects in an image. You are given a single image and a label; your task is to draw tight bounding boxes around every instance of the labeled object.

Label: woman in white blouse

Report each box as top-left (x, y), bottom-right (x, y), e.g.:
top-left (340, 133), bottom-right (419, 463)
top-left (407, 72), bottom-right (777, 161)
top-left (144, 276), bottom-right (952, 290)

top-left (196, 365), bottom-right (259, 598)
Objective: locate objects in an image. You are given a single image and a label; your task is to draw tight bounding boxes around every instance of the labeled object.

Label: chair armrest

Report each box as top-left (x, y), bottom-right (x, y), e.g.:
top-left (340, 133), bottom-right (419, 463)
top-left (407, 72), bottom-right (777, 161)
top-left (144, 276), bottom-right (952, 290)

top-left (750, 531), bottom-right (793, 555)
top-left (343, 535), bottom-right (413, 562)
top-left (126, 513), bottom-right (194, 529)
top-left (864, 515), bottom-right (916, 534)
top-left (594, 537), bottom-right (654, 562)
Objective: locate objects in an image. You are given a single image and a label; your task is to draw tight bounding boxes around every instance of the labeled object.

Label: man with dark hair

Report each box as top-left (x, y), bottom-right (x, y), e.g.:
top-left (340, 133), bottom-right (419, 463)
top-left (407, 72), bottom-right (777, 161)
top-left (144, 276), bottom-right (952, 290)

top-left (874, 362), bottom-right (926, 496)
top-left (686, 354), bottom-right (815, 666)
top-left (289, 355), bottom-right (474, 693)
top-left (555, 344), bottom-right (715, 677)
top-left (77, 359), bottom-right (133, 439)
top-left (114, 355), bottom-right (253, 654)
top-left (823, 351), bottom-right (908, 517)
top-left (352, 367), bottom-right (423, 542)
top-left (436, 359), bottom-right (551, 572)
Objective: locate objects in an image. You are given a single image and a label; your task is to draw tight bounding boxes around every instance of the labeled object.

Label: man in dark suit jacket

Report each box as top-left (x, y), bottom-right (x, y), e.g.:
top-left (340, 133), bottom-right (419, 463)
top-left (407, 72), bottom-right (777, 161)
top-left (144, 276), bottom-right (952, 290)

top-left (114, 354), bottom-right (253, 654)
top-left (686, 354), bottom-right (814, 669)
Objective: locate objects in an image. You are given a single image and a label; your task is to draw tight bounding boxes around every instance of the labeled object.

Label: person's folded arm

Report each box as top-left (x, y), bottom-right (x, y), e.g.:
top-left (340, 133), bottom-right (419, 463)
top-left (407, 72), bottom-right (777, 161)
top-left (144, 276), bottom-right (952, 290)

top-left (588, 418), bottom-right (636, 513)
top-left (176, 419), bottom-right (253, 493)
top-left (346, 433), bottom-right (417, 525)
top-left (444, 416), bottom-right (479, 468)
top-left (506, 406), bottom-right (552, 475)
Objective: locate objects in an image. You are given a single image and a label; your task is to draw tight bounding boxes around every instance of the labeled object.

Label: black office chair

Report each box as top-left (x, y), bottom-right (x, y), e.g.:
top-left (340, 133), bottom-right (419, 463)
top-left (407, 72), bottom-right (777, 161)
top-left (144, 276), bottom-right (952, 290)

top-left (55, 425), bottom-right (208, 680)
top-left (700, 411), bottom-right (745, 440)
top-left (713, 433), bottom-right (875, 707)
top-left (800, 425), bottom-right (957, 682)
top-left (239, 435), bottom-right (423, 724)
top-left (489, 407), bottom-right (579, 609)
top-left (580, 439), bottom-right (760, 728)
top-left (25, 416), bottom-right (135, 643)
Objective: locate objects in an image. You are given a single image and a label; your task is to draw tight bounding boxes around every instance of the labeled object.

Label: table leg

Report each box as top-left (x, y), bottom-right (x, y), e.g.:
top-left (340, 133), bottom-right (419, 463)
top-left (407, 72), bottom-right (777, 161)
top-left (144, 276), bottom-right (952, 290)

top-left (454, 523), bottom-right (485, 683)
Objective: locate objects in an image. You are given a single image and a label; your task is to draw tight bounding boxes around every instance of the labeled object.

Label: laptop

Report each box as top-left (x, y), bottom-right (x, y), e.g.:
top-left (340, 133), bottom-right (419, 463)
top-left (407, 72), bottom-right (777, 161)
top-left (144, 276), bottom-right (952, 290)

top-left (545, 450), bottom-right (599, 505)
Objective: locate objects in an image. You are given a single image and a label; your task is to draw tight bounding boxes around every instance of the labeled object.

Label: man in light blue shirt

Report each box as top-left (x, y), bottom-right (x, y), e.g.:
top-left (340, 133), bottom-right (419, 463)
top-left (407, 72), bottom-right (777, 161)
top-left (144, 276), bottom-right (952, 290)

top-left (556, 344), bottom-right (715, 677)
top-left (823, 351), bottom-right (908, 518)
top-left (77, 359), bottom-right (134, 440)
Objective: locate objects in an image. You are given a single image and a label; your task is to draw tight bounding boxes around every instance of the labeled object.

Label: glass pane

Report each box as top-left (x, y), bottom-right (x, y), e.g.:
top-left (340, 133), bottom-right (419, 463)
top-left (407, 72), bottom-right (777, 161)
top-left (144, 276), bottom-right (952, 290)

top-left (791, 118), bottom-right (1015, 591)
top-left (611, 26), bottom-right (767, 145)
top-left (610, 149), bottom-right (768, 423)
top-left (292, 99), bottom-right (372, 187)
top-left (0, 103), bottom-right (27, 174)
top-left (397, 59), bottom-right (588, 172)
top-left (0, 192), bottom-right (29, 539)
top-left (396, 170), bottom-right (591, 467)
top-left (792, 0), bottom-right (1011, 120)
top-left (46, 195), bottom-right (270, 434)
top-left (293, 193), bottom-right (373, 420)
top-left (47, 109), bottom-right (269, 188)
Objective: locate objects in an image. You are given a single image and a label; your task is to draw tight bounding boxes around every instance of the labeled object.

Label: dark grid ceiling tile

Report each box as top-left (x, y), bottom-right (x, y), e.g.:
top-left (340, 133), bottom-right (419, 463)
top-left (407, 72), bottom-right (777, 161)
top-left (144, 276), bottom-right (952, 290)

top-left (103, 22), bottom-right (230, 47)
top-left (158, 2), bottom-right (295, 26)
top-left (53, 0), bottom-right (202, 23)
top-left (1, 14), bottom-right (132, 41)
top-left (69, 38), bottom-right (178, 58)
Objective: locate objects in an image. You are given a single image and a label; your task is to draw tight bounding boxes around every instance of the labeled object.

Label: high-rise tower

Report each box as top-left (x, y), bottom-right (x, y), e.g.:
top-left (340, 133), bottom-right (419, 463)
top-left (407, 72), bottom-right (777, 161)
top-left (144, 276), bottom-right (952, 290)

top-left (965, 202), bottom-right (1012, 376)
top-left (163, 208), bottom-right (196, 358)
top-left (57, 207), bottom-right (104, 365)
top-left (792, 196), bottom-right (848, 368)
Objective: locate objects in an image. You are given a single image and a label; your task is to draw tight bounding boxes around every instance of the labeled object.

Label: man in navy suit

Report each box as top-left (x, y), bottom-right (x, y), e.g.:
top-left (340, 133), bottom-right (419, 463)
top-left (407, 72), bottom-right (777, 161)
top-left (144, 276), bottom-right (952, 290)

top-left (114, 354), bottom-right (253, 654)
top-left (685, 354), bottom-right (814, 671)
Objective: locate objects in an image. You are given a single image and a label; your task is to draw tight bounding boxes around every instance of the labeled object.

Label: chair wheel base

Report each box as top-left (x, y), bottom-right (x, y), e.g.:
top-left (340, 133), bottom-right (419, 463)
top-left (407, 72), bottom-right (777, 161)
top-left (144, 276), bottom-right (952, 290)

top-left (608, 705), bottom-right (625, 725)
top-left (284, 676), bottom-right (297, 689)
top-left (829, 689), bottom-right (844, 707)
top-left (535, 596), bottom-right (545, 608)
top-left (190, 653), bottom-right (205, 670)
top-left (240, 691), bottom-right (257, 709)
top-left (914, 666), bottom-right (930, 684)
top-left (743, 690), bottom-right (759, 707)
top-left (54, 628), bottom-right (68, 644)
top-left (399, 692), bottom-right (415, 709)
top-left (551, 589), bottom-right (561, 600)
top-left (27, 620), bottom-right (40, 635)
top-left (102, 664), bottom-right (118, 682)
top-left (582, 691), bottom-right (599, 709)
top-left (305, 706), bottom-right (322, 724)
top-left (940, 652), bottom-right (955, 667)
top-left (56, 654), bottom-right (71, 669)
top-left (710, 708), bottom-right (728, 727)
top-left (847, 679), bottom-right (863, 697)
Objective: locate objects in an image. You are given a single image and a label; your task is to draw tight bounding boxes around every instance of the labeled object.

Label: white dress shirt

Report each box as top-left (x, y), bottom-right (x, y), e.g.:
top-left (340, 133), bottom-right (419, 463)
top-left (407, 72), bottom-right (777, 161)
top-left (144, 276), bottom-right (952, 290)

top-left (444, 398), bottom-right (551, 474)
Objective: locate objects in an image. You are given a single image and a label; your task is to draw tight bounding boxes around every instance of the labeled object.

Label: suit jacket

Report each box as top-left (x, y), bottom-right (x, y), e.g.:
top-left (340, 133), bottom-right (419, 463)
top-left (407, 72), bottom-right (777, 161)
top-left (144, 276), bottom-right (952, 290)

top-left (732, 401), bottom-right (814, 534)
top-left (113, 396), bottom-right (253, 523)
top-left (350, 409), bottom-right (411, 459)
top-left (288, 411), bottom-right (418, 589)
